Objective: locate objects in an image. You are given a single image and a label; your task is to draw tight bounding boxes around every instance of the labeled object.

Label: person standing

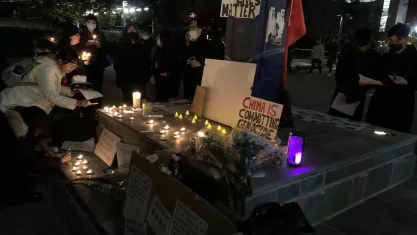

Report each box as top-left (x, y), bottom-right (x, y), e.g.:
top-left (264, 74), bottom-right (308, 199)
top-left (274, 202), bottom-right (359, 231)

top-left (308, 40), bottom-right (325, 75)
top-left (366, 24), bottom-right (417, 133)
top-left (328, 28), bottom-right (380, 121)
top-left (326, 38), bottom-right (338, 76)
top-left (80, 14), bottom-right (108, 93)
top-left (182, 21), bottom-right (208, 101)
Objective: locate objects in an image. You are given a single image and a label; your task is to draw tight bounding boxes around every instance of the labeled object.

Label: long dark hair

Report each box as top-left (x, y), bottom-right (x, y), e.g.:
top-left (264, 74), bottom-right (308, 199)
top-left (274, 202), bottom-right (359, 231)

top-left (122, 24), bottom-right (138, 43)
top-left (80, 14), bottom-right (102, 43)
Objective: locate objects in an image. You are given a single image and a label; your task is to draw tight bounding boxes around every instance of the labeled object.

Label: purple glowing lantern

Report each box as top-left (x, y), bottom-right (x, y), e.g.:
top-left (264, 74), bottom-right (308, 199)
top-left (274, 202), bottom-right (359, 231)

top-left (287, 131), bottom-right (305, 167)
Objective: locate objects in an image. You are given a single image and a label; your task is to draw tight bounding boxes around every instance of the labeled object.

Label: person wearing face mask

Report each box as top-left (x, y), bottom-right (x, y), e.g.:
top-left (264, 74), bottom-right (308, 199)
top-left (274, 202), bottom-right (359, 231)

top-left (182, 20), bottom-right (208, 101)
top-left (328, 28), bottom-right (380, 121)
top-left (79, 14), bottom-right (108, 93)
top-left (114, 24), bottom-right (152, 103)
top-left (152, 30), bottom-right (181, 101)
top-left (366, 24), bottom-right (417, 133)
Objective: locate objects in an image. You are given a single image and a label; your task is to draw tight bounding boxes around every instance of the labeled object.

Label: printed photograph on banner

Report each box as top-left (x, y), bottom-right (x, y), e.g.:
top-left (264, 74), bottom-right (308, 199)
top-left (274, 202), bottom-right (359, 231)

top-left (266, 7), bottom-right (286, 45)
top-left (220, 0), bottom-right (261, 19)
top-left (235, 96), bottom-right (284, 141)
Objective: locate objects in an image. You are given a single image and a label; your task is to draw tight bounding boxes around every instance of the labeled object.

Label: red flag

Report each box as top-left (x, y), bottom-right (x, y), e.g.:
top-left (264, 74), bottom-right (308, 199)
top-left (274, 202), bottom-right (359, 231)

top-left (282, 0), bottom-right (306, 86)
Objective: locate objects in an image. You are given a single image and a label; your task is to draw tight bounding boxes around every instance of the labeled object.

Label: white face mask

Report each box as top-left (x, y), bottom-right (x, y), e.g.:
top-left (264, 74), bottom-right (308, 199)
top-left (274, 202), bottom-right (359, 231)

top-left (142, 35), bottom-right (150, 40)
top-left (87, 23), bottom-right (96, 31)
top-left (188, 30), bottom-right (200, 40)
top-left (157, 38), bottom-right (162, 47)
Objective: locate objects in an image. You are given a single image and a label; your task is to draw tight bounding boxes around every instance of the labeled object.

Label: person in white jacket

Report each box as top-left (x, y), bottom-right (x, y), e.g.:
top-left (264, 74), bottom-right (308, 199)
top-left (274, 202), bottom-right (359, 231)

top-left (309, 40), bottom-right (325, 75)
top-left (0, 47), bottom-right (90, 115)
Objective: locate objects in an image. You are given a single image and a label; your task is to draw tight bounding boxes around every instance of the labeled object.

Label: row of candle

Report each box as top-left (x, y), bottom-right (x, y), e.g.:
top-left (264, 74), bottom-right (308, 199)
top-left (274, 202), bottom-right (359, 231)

top-left (72, 155), bottom-right (94, 175)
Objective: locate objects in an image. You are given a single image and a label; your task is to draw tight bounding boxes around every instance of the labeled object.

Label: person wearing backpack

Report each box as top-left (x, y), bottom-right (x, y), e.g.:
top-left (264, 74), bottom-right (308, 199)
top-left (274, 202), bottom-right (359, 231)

top-left (0, 47), bottom-right (91, 114)
top-left (1, 38), bottom-right (55, 88)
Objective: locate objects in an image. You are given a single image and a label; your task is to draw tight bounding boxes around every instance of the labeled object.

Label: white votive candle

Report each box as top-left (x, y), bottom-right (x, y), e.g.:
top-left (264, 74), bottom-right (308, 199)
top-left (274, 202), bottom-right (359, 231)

top-left (72, 166), bottom-right (78, 171)
top-left (180, 127), bottom-right (186, 132)
top-left (82, 165), bottom-right (88, 170)
top-left (147, 119), bottom-right (154, 124)
top-left (173, 135), bottom-right (180, 139)
top-left (76, 170), bottom-right (82, 175)
top-left (75, 162), bottom-right (81, 166)
top-left (164, 125), bottom-right (170, 130)
top-left (174, 131), bottom-right (180, 135)
top-left (82, 160), bottom-right (88, 164)
top-left (132, 92), bottom-right (141, 109)
top-left (160, 130), bottom-right (166, 134)
top-left (87, 169), bottom-right (93, 175)
top-left (77, 155), bottom-right (84, 160)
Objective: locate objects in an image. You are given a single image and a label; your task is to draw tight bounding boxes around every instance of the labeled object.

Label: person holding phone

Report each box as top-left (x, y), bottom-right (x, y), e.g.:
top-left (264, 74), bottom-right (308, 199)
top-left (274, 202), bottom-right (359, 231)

top-left (182, 20), bottom-right (208, 101)
top-left (366, 23), bottom-right (417, 133)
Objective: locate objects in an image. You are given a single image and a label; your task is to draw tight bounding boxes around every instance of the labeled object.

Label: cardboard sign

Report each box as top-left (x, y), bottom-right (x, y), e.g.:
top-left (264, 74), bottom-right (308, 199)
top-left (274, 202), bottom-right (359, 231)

top-left (190, 86), bottom-right (206, 117)
top-left (94, 128), bottom-right (121, 166)
top-left (235, 96), bottom-right (283, 141)
top-left (201, 59), bottom-right (256, 128)
top-left (220, 0), bottom-right (261, 19)
top-left (126, 151), bottom-right (236, 235)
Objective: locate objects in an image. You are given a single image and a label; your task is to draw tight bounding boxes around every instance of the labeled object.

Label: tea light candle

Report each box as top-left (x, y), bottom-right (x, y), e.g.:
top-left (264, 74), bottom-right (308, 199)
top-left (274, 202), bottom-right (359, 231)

top-left (82, 160), bottom-right (88, 164)
top-left (191, 119), bottom-right (197, 124)
top-left (174, 131), bottom-right (180, 135)
top-left (82, 165), bottom-right (88, 170)
top-left (197, 131), bottom-right (206, 137)
top-left (93, 34), bottom-right (97, 40)
top-left (175, 112), bottom-right (179, 118)
top-left (112, 105), bottom-right (116, 109)
top-left (104, 106), bottom-right (109, 112)
top-left (208, 124), bottom-right (212, 129)
top-left (160, 130), bottom-right (166, 134)
top-left (113, 112), bottom-right (119, 116)
top-left (180, 127), bottom-right (186, 132)
top-left (173, 135), bottom-right (180, 139)
top-left (164, 125), bottom-right (170, 130)
top-left (76, 170), bottom-right (82, 175)
top-left (129, 117), bottom-right (134, 121)
top-left (185, 111), bottom-right (190, 116)
top-left (118, 105), bottom-right (122, 109)
top-left (221, 129), bottom-right (227, 135)
top-left (217, 125), bottom-right (222, 132)
top-left (132, 92), bottom-right (141, 109)
top-left (205, 120), bottom-right (209, 126)
top-left (75, 162), bottom-right (81, 166)
top-left (72, 166), bottom-right (78, 171)
top-left (77, 155), bottom-right (84, 160)
top-left (87, 169), bottom-right (93, 175)
top-left (147, 119), bottom-right (154, 124)
top-left (81, 52), bottom-right (91, 61)
top-left (123, 104), bottom-right (127, 108)
top-left (194, 115), bottom-right (198, 120)
top-left (179, 114), bottom-right (183, 119)
top-left (118, 114), bottom-right (123, 118)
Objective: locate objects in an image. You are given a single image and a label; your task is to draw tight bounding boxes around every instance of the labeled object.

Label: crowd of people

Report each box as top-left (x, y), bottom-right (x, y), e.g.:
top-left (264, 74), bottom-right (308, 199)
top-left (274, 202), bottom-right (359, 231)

top-left (0, 16), bottom-right (222, 207)
top-left (329, 23), bottom-right (417, 133)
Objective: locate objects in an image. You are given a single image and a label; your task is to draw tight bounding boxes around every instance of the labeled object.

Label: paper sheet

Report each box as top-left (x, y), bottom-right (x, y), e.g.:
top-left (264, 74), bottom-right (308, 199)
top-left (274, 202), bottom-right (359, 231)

top-left (359, 74), bottom-right (383, 86)
top-left (79, 89), bottom-right (103, 100)
top-left (169, 199), bottom-right (208, 235)
top-left (125, 218), bottom-right (147, 235)
top-left (330, 93), bottom-right (360, 116)
top-left (124, 165), bottom-right (152, 223)
top-left (146, 196), bottom-right (172, 235)
top-left (62, 139), bottom-right (95, 152)
top-left (72, 75), bottom-right (87, 83)
top-left (117, 143), bottom-right (140, 167)
top-left (94, 128), bottom-right (121, 166)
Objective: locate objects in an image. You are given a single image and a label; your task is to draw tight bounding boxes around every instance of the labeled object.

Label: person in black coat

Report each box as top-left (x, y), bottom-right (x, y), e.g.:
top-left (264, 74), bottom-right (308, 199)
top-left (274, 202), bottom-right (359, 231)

top-left (114, 24), bottom-right (152, 103)
top-left (326, 38), bottom-right (338, 75)
top-left (328, 28), bottom-right (381, 121)
top-left (182, 20), bottom-right (208, 101)
top-left (366, 24), bottom-right (417, 133)
top-left (152, 30), bottom-right (180, 101)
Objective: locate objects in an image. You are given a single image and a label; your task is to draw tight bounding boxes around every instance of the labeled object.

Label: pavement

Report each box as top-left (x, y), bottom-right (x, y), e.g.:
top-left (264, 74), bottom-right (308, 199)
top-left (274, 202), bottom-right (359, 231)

top-left (1, 69), bottom-right (417, 235)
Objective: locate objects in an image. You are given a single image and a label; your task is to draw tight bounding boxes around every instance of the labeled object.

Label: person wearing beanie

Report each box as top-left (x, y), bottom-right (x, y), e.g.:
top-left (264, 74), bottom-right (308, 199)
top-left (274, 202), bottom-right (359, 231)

top-left (328, 28), bottom-right (380, 121)
top-left (366, 23), bottom-right (417, 133)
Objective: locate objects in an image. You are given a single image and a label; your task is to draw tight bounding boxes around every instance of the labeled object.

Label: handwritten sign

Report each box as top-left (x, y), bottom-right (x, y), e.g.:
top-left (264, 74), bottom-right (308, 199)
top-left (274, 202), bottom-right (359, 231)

top-left (169, 199), bottom-right (208, 235)
top-left (124, 165), bottom-right (152, 224)
top-left (220, 0), bottom-right (261, 19)
top-left (116, 142), bottom-right (140, 167)
top-left (146, 196), bottom-right (172, 235)
top-left (235, 96), bottom-right (283, 141)
top-left (94, 128), bottom-right (121, 166)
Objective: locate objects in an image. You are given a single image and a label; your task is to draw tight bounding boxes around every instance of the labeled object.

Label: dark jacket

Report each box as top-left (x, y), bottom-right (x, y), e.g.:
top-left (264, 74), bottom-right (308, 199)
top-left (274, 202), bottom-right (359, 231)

top-left (366, 46), bottom-right (417, 132)
top-left (80, 29), bottom-right (109, 70)
top-left (182, 34), bottom-right (208, 69)
top-left (152, 38), bottom-right (180, 75)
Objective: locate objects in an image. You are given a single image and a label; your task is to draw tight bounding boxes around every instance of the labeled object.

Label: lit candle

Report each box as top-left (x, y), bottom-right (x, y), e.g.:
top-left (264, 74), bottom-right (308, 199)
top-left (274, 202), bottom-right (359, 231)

top-left (118, 106), bottom-right (122, 109)
top-left (72, 166), bottom-right (78, 171)
top-left (113, 112), bottom-right (119, 116)
top-left (87, 169), bottom-right (93, 175)
top-left (175, 112), bottom-right (179, 118)
top-left (180, 127), bottom-right (186, 132)
top-left (93, 34), bottom-right (97, 40)
top-left (104, 106), bottom-right (109, 112)
top-left (221, 129), bottom-right (227, 135)
top-left (192, 119), bottom-right (197, 124)
top-left (197, 131), bottom-right (206, 137)
top-left (164, 125), bottom-right (170, 130)
top-left (185, 111), bottom-right (190, 116)
top-left (208, 124), bottom-right (212, 129)
top-left (205, 120), bottom-right (209, 126)
top-left (49, 37), bottom-right (55, 42)
top-left (76, 170), bottom-right (82, 175)
top-left (174, 131), bottom-right (180, 135)
top-left (123, 104), bottom-right (127, 108)
top-left (118, 114), bottom-right (123, 118)
top-left (217, 125), bottom-right (222, 132)
top-left (194, 115), bottom-right (198, 120)
top-left (77, 155), bottom-right (84, 160)
top-left (129, 117), bottom-right (134, 121)
top-left (82, 160), bottom-right (88, 164)
top-left (112, 105), bottom-right (116, 109)
top-left (75, 162), bottom-right (81, 166)
top-left (82, 165), bottom-right (88, 170)
top-left (132, 92), bottom-right (141, 109)
top-left (81, 52), bottom-right (91, 61)
top-left (179, 114), bottom-right (183, 119)
top-left (147, 119), bottom-right (154, 124)
top-left (160, 130), bottom-right (166, 134)
top-left (173, 135), bottom-right (180, 139)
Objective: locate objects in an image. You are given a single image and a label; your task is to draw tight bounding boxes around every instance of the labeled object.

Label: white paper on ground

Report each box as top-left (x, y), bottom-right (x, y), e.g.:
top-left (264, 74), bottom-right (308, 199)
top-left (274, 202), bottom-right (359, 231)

top-left (62, 139), bottom-right (95, 152)
top-left (168, 199), bottom-right (208, 235)
top-left (72, 75), bottom-right (87, 83)
top-left (124, 165), bottom-right (152, 223)
top-left (330, 93), bottom-right (360, 116)
top-left (146, 196), bottom-right (172, 235)
top-left (79, 89), bottom-right (103, 100)
top-left (94, 128), bottom-right (121, 166)
top-left (116, 143), bottom-right (140, 167)
top-left (359, 74), bottom-right (383, 86)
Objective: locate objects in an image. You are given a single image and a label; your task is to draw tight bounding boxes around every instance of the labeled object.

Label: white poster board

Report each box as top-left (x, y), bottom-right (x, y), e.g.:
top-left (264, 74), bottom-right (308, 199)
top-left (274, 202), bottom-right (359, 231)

top-left (94, 128), bottom-right (121, 166)
top-left (116, 142), bottom-right (140, 167)
top-left (220, 0), bottom-right (261, 19)
top-left (201, 59), bottom-right (256, 128)
top-left (234, 95), bottom-right (283, 141)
